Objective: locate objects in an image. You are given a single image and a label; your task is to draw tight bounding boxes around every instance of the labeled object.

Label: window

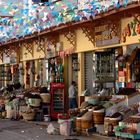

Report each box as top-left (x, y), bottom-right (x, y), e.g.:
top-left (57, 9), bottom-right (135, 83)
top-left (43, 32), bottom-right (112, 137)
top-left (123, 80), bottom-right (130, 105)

top-left (95, 51), bottom-right (115, 82)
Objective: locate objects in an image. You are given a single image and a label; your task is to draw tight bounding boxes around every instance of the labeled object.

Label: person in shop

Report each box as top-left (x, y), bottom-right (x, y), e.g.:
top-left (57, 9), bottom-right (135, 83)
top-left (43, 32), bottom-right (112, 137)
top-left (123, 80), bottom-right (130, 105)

top-left (68, 81), bottom-right (78, 109)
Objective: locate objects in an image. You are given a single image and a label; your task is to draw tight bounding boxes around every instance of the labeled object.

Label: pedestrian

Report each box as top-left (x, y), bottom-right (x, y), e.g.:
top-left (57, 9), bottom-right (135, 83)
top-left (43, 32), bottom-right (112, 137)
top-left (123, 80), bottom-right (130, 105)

top-left (68, 81), bottom-right (78, 109)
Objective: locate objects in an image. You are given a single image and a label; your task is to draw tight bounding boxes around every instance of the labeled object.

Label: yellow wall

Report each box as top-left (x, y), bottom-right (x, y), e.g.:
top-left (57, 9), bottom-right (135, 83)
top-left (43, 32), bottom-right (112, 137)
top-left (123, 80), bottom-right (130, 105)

top-left (59, 29), bottom-right (95, 53)
top-left (76, 29), bottom-right (94, 52)
top-left (21, 41), bottom-right (46, 61)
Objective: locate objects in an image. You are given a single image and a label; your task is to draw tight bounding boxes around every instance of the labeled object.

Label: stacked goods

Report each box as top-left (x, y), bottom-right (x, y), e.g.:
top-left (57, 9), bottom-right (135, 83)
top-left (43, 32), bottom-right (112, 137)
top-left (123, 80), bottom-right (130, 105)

top-left (93, 106), bottom-right (105, 124)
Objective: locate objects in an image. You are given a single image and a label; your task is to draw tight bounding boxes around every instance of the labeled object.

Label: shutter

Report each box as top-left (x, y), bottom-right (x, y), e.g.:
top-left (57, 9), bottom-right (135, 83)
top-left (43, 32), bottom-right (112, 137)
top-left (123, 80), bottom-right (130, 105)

top-left (84, 52), bottom-right (93, 94)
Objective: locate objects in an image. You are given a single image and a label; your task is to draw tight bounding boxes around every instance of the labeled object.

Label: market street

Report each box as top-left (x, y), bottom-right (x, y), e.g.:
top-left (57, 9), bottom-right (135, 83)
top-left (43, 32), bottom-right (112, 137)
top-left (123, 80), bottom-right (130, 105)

top-left (0, 119), bottom-right (97, 140)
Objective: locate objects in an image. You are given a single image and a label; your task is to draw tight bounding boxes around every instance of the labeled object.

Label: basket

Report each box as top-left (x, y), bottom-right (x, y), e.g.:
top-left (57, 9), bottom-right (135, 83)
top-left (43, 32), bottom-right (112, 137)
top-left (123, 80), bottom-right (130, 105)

top-left (76, 118), bottom-right (82, 135)
top-left (109, 118), bottom-right (119, 126)
top-left (40, 93), bottom-right (50, 103)
top-left (81, 119), bottom-right (93, 129)
top-left (104, 117), bottom-right (119, 134)
top-left (93, 111), bottom-right (105, 124)
top-left (21, 112), bottom-right (35, 121)
top-left (28, 98), bottom-right (41, 107)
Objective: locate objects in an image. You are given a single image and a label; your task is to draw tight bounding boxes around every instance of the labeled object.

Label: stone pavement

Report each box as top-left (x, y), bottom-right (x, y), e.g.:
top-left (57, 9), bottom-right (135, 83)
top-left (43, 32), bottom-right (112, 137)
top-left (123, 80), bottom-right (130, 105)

top-left (0, 119), bottom-right (116, 140)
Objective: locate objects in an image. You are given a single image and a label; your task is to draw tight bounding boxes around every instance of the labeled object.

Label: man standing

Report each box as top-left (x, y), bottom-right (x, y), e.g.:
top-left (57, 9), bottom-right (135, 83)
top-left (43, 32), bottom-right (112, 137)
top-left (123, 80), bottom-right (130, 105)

top-left (68, 81), bottom-right (78, 109)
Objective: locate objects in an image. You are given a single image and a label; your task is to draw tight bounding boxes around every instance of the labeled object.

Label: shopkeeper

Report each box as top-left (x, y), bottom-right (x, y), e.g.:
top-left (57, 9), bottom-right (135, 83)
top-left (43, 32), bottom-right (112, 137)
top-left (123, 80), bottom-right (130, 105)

top-left (68, 81), bottom-right (78, 109)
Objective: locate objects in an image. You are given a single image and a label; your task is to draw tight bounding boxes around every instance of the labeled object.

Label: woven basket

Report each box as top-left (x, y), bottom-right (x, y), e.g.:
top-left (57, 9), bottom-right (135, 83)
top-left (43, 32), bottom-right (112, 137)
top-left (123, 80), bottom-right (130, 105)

top-left (76, 118), bottom-right (82, 135)
top-left (28, 98), bottom-right (41, 107)
top-left (40, 93), bottom-right (50, 103)
top-left (93, 111), bottom-right (105, 124)
top-left (81, 120), bottom-right (93, 129)
top-left (21, 112), bottom-right (35, 121)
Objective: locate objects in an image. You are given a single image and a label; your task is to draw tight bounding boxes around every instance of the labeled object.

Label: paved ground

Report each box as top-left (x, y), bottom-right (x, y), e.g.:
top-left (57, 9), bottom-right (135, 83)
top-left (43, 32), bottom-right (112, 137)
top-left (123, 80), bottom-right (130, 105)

top-left (0, 119), bottom-right (98, 140)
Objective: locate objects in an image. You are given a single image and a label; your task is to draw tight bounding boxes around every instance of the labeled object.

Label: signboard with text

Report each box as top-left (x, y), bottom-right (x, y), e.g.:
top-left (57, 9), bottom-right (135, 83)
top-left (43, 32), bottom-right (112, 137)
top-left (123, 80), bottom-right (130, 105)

top-left (95, 21), bottom-right (120, 47)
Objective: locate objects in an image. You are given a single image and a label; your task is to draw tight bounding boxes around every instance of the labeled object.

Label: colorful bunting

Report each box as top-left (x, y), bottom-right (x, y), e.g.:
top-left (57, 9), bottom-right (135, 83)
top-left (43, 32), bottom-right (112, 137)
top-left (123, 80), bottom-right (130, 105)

top-left (0, 0), bottom-right (137, 44)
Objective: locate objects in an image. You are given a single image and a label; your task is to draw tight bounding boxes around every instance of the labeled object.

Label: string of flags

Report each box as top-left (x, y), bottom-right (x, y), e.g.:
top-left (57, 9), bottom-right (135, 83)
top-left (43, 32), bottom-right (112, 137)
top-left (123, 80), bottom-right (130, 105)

top-left (0, 0), bottom-right (137, 44)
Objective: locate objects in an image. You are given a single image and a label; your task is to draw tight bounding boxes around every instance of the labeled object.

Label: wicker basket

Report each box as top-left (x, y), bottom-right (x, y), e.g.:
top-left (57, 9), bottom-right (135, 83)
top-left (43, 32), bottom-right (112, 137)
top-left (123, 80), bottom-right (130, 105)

top-left (76, 118), bottom-right (82, 135)
top-left (40, 93), bottom-right (50, 103)
top-left (93, 111), bottom-right (105, 124)
top-left (81, 120), bottom-right (93, 129)
top-left (108, 118), bottom-right (119, 127)
top-left (21, 112), bottom-right (35, 121)
top-left (28, 98), bottom-right (41, 107)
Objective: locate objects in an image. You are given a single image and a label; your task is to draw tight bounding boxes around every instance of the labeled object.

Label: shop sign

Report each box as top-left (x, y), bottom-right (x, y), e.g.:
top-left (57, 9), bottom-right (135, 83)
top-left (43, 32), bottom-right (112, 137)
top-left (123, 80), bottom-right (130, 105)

top-left (95, 21), bottom-right (120, 47)
top-left (122, 15), bottom-right (140, 43)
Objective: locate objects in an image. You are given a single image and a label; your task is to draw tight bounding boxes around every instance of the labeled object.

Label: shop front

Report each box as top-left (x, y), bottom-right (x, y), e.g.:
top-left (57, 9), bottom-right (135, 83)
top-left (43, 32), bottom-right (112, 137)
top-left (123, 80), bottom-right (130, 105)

top-left (114, 14), bottom-right (140, 93)
top-left (0, 46), bottom-right (20, 88)
top-left (92, 18), bottom-right (121, 95)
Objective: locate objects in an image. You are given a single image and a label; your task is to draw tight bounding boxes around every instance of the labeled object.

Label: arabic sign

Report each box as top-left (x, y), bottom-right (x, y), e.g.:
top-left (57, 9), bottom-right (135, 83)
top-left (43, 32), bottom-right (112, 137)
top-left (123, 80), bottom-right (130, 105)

top-left (95, 21), bottom-right (120, 47)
